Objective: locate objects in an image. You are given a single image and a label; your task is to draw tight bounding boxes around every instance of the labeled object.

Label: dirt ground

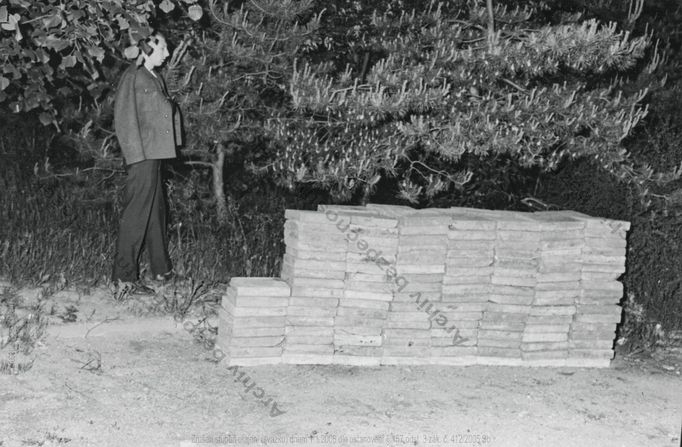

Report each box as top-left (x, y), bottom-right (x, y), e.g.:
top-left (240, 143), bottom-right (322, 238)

top-left (0, 287), bottom-right (680, 447)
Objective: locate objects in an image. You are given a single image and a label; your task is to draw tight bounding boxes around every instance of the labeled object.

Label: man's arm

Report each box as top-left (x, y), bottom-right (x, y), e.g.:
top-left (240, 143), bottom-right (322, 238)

top-left (113, 66), bottom-right (145, 165)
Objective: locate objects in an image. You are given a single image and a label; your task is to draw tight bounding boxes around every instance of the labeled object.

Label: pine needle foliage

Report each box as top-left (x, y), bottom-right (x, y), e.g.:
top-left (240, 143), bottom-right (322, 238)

top-left (267, 0), bottom-right (670, 204)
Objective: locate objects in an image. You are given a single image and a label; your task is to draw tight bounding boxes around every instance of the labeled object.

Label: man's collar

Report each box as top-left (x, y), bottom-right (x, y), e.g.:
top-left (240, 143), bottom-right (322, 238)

top-left (142, 65), bottom-right (158, 78)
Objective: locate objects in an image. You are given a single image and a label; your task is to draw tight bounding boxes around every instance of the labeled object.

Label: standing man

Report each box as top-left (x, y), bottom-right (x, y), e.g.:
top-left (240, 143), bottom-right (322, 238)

top-left (112, 32), bottom-right (183, 294)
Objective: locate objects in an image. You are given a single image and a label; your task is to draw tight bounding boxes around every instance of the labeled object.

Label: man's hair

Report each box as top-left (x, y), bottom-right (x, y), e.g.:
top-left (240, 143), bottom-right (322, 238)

top-left (139, 33), bottom-right (165, 56)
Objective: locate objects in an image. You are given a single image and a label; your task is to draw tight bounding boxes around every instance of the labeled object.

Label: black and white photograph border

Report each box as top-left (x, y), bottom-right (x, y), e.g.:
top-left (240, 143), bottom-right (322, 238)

top-left (1, 0), bottom-right (682, 446)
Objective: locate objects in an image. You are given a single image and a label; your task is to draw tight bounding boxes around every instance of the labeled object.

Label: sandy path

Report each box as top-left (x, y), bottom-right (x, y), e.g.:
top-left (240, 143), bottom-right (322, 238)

top-left (1, 316), bottom-right (680, 447)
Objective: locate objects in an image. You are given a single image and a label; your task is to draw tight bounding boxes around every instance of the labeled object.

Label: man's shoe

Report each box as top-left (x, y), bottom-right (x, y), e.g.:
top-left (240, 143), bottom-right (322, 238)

top-left (154, 270), bottom-right (178, 282)
top-left (113, 280), bottom-right (156, 299)
top-left (130, 281), bottom-right (156, 295)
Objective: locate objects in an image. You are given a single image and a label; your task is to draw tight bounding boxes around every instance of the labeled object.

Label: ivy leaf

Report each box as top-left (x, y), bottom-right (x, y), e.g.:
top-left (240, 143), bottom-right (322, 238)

top-left (57, 86), bottom-right (72, 97)
top-left (3, 64), bottom-right (20, 80)
top-left (36, 48), bottom-right (50, 64)
top-left (42, 14), bottom-right (61, 29)
top-left (116, 16), bottom-right (129, 30)
top-left (0, 76), bottom-right (9, 91)
top-left (39, 112), bottom-right (53, 126)
top-left (67, 9), bottom-right (85, 21)
top-left (87, 46), bottom-right (105, 62)
top-left (188, 5), bottom-right (203, 21)
top-left (1, 14), bottom-right (19, 31)
top-left (159, 0), bottom-right (175, 13)
top-left (124, 45), bottom-right (139, 59)
top-left (9, 0), bottom-right (31, 7)
top-left (61, 55), bottom-right (77, 68)
top-left (45, 35), bottom-right (69, 52)
top-left (129, 23), bottom-right (151, 42)
top-left (181, 0), bottom-right (197, 3)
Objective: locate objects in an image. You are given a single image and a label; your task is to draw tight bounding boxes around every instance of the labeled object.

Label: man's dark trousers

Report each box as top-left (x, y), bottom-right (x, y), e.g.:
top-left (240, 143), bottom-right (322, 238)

top-left (112, 159), bottom-right (172, 282)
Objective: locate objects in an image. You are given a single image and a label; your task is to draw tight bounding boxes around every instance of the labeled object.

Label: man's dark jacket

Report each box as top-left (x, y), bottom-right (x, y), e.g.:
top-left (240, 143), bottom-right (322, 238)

top-left (114, 64), bottom-right (182, 165)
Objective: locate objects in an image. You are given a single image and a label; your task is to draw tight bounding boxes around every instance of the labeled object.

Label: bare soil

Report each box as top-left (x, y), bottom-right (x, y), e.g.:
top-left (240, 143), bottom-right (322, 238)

top-left (0, 288), bottom-right (680, 447)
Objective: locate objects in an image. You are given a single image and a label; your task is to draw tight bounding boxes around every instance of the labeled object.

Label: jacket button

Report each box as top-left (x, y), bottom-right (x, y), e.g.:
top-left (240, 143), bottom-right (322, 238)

top-left (164, 114), bottom-right (168, 118)
top-left (166, 130), bottom-right (170, 133)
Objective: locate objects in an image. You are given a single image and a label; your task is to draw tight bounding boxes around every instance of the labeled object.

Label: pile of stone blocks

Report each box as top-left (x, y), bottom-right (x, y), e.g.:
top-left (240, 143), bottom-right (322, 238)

top-left (570, 215), bottom-right (628, 362)
top-left (217, 278), bottom-right (289, 365)
top-left (216, 204), bottom-right (630, 367)
top-left (280, 212), bottom-right (344, 363)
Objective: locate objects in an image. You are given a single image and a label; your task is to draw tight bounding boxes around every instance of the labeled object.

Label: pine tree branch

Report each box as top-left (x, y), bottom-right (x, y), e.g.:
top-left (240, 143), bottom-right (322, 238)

top-left (183, 161), bottom-right (213, 168)
top-left (486, 0), bottom-right (496, 51)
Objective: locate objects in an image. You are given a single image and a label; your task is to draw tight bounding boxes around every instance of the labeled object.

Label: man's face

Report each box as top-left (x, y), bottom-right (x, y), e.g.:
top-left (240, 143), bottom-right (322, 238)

top-left (147, 36), bottom-right (169, 68)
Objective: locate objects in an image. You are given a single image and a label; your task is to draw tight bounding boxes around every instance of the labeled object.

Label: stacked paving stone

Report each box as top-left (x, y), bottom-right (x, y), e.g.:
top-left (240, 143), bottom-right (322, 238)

top-left (381, 210), bottom-right (449, 363)
top-left (441, 209), bottom-right (495, 363)
top-left (216, 278), bottom-right (290, 365)
top-left (358, 205), bottom-right (429, 364)
top-left (331, 206), bottom-right (400, 366)
top-left (520, 213), bottom-right (584, 365)
top-left (475, 212), bottom-right (535, 363)
top-left (280, 210), bottom-right (347, 363)
top-left (570, 213), bottom-right (629, 366)
top-left (217, 205), bottom-right (629, 368)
